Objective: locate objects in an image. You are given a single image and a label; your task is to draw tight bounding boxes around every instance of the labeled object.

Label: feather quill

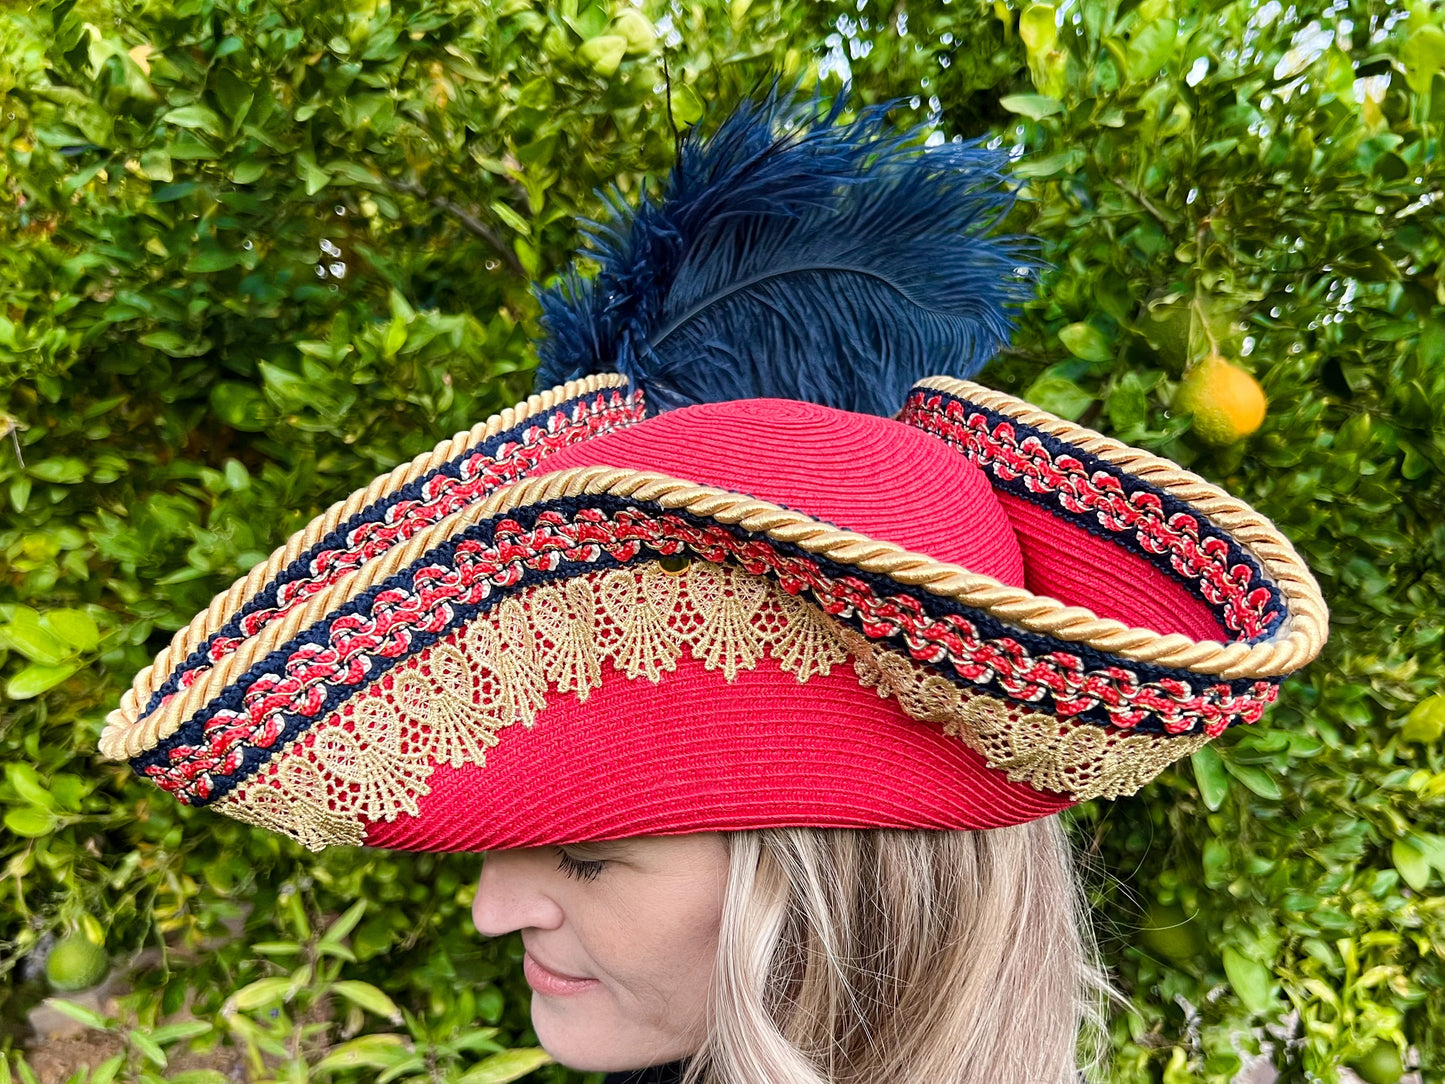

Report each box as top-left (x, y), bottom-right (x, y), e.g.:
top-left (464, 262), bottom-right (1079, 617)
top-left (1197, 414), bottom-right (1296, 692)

top-left (533, 83), bottom-right (1038, 416)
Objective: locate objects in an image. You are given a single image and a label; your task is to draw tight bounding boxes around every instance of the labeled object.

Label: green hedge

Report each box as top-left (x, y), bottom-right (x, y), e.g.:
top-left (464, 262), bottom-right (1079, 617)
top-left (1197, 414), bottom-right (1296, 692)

top-left (2, 0), bottom-right (1443, 1081)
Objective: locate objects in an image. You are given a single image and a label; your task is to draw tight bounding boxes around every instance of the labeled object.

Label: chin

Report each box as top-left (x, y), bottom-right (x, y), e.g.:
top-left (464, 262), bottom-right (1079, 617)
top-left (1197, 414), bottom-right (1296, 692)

top-left (529, 996), bottom-right (687, 1074)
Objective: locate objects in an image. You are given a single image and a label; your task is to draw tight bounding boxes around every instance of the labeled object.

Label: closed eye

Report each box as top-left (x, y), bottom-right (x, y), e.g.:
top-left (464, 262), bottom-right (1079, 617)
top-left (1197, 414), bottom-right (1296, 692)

top-left (554, 848), bottom-right (606, 882)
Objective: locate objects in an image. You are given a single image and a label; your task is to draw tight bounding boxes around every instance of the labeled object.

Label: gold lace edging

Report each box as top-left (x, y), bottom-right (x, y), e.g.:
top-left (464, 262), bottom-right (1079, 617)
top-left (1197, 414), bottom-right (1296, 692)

top-left (213, 562), bottom-right (1211, 850)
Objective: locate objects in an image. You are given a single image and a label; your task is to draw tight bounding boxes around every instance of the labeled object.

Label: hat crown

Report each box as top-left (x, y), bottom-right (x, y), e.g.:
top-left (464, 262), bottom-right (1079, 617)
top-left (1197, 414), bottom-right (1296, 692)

top-left (544, 397), bottom-right (1027, 588)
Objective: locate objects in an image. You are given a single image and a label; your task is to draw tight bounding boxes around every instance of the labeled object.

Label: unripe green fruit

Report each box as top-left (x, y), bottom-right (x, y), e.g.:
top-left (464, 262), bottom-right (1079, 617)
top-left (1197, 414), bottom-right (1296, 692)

top-left (1349, 1040), bottom-right (1404, 1084)
top-left (46, 935), bottom-right (109, 992)
top-left (1140, 903), bottom-right (1206, 962)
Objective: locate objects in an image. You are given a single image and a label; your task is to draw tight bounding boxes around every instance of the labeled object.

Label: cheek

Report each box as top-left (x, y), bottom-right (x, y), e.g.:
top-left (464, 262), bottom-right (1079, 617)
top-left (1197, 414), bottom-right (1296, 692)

top-left (533, 877), bottom-right (724, 1069)
top-left (596, 879), bottom-right (725, 1013)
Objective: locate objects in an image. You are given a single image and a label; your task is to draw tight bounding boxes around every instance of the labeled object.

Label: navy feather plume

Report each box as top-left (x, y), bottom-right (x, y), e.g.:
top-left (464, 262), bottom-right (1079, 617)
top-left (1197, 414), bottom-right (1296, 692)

top-left (533, 83), bottom-right (1039, 416)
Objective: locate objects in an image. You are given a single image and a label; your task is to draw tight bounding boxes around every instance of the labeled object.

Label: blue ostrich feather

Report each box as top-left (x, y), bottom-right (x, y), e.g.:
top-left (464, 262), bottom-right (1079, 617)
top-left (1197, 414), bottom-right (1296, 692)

top-left (533, 82), bottom-right (1040, 416)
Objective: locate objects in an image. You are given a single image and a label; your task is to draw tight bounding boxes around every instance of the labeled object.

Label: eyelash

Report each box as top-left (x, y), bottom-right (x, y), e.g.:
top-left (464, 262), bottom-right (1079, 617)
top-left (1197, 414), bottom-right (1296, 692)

top-left (554, 849), bottom-right (606, 882)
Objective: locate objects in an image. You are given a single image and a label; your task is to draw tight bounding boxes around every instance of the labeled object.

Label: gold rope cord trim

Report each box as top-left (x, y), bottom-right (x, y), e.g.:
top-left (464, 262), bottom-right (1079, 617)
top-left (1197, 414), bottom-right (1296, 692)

top-left (109, 373), bottom-right (631, 736)
top-left (210, 562), bottom-right (1209, 852)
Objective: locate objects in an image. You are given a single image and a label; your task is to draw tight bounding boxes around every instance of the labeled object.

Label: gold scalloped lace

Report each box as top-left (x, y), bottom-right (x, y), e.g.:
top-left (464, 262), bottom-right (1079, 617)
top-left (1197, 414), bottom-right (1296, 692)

top-left (833, 626), bottom-right (1212, 801)
top-left (215, 562), bottom-right (1210, 850)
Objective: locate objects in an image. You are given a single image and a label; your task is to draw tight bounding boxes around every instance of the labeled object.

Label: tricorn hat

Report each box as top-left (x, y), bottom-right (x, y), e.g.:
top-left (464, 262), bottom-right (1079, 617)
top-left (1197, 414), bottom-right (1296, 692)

top-left (100, 88), bottom-right (1327, 852)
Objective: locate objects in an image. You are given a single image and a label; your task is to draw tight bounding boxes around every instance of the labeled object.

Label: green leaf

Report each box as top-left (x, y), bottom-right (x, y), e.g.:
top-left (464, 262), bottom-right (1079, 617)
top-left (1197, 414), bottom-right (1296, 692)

top-left (138, 149), bottom-right (173, 182)
top-left (6, 763), bottom-right (56, 810)
top-left (214, 68), bottom-right (255, 122)
top-left (42, 999), bottom-right (109, 1030)
top-left (186, 247), bottom-right (243, 274)
top-left (330, 980), bottom-right (402, 1022)
top-left (577, 35), bottom-right (627, 76)
top-left (1222, 946), bottom-right (1273, 1014)
top-left (1019, 4), bottom-right (1058, 56)
top-left (297, 151), bottom-right (330, 195)
top-left (231, 159), bottom-right (266, 184)
top-left (163, 104), bottom-right (224, 135)
top-left (1392, 839), bottom-right (1431, 891)
top-left (147, 1020), bottom-right (212, 1045)
top-left (1191, 746), bottom-right (1230, 811)
top-left (1402, 693), bottom-right (1445, 743)
top-left (151, 182), bottom-right (199, 202)
top-left (445, 1029), bottom-right (502, 1056)
top-left (669, 83), bottom-right (704, 127)
top-left (127, 1031), bottom-right (167, 1069)
top-left (209, 382), bottom-right (273, 431)
top-left (1012, 149), bottom-right (1085, 178)
top-left (1058, 322), bottom-right (1113, 362)
top-left (10, 476), bottom-right (31, 513)
top-left (313, 1035), bottom-right (413, 1073)
top-left (382, 316), bottom-right (408, 357)
top-left (1402, 25), bottom-right (1445, 96)
top-left (28, 458), bottom-right (87, 484)
top-left (249, 941), bottom-right (303, 956)
top-left (1125, 18), bottom-right (1178, 84)
top-left (456, 1049), bottom-right (554, 1084)
top-left (321, 900), bottom-right (368, 945)
top-left (88, 1054), bottom-right (126, 1084)
top-left (6, 662), bottom-right (81, 700)
top-left (2, 608), bottom-right (69, 663)
top-left (3, 807), bottom-right (57, 837)
top-left (139, 331), bottom-right (210, 357)
top-left (1024, 370), bottom-right (1094, 420)
top-left (488, 200), bottom-right (530, 235)
top-left (1221, 760), bottom-right (1282, 801)
top-left (164, 1073), bottom-right (230, 1084)
top-left (224, 977), bottom-right (294, 1013)
top-left (43, 610), bottom-right (99, 653)
top-left (1000, 93), bottom-right (1063, 120)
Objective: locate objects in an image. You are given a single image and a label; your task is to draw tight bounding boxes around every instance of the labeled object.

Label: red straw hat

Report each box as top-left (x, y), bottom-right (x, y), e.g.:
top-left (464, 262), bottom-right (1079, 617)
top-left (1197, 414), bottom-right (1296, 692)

top-left (99, 88), bottom-right (1327, 853)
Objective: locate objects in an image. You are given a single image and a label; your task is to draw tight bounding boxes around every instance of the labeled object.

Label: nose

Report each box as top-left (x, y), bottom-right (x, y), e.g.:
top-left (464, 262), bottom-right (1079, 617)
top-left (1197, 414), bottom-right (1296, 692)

top-left (472, 849), bottom-right (566, 938)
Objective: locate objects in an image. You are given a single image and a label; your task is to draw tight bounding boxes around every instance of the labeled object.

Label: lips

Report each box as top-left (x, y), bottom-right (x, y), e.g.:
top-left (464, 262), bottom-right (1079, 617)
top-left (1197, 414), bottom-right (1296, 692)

top-left (522, 950), bottom-right (599, 997)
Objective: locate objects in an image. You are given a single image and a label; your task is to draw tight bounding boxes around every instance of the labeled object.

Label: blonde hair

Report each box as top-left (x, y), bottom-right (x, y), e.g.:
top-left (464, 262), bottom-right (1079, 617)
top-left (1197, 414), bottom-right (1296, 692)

top-left (682, 819), bottom-right (1113, 1084)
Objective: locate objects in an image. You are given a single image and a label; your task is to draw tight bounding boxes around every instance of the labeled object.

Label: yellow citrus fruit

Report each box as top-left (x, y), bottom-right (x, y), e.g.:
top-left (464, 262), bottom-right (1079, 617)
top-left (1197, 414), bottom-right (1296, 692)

top-left (1177, 354), bottom-right (1267, 445)
top-left (45, 934), bottom-right (110, 992)
top-left (1349, 1041), bottom-right (1405, 1084)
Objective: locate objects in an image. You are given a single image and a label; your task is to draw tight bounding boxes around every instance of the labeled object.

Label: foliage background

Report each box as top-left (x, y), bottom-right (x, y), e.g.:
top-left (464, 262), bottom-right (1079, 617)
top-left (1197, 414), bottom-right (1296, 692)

top-left (2, 0), bottom-right (1444, 1081)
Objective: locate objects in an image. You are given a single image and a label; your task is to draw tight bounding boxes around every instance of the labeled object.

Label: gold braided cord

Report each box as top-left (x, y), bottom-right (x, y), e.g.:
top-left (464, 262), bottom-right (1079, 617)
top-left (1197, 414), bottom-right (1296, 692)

top-left (103, 446), bottom-right (1324, 760)
top-left (108, 374), bottom-right (631, 734)
top-left (915, 376), bottom-right (1329, 669)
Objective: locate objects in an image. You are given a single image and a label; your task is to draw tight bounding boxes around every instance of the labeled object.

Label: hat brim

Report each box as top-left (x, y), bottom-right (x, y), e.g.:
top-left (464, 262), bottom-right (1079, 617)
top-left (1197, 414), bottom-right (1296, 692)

top-left (100, 375), bottom-right (1326, 852)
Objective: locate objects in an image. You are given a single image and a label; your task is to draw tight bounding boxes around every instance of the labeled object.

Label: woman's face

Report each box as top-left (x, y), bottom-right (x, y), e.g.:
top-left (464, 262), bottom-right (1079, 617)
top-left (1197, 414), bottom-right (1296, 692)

top-left (471, 833), bottom-right (729, 1073)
